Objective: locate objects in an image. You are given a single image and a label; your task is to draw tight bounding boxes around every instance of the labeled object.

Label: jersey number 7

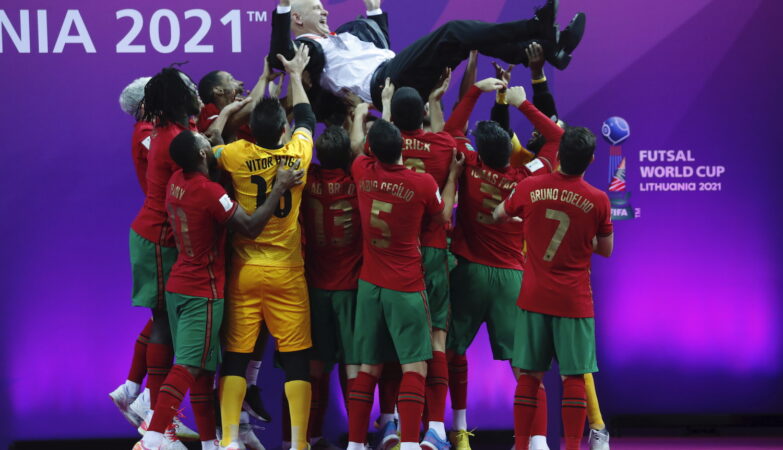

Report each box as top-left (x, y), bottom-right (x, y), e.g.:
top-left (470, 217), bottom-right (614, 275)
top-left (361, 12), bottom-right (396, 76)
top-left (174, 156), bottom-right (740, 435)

top-left (543, 208), bottom-right (570, 261)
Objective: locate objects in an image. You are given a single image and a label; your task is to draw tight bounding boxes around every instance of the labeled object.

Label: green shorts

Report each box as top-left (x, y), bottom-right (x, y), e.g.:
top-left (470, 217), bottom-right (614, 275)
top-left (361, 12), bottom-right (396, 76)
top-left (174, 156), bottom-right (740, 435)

top-left (129, 229), bottom-right (177, 309)
top-left (447, 258), bottom-right (522, 360)
top-left (422, 246), bottom-right (450, 331)
top-left (354, 280), bottom-right (433, 365)
top-left (512, 309), bottom-right (598, 376)
top-left (166, 292), bottom-right (224, 372)
top-left (310, 288), bottom-right (359, 365)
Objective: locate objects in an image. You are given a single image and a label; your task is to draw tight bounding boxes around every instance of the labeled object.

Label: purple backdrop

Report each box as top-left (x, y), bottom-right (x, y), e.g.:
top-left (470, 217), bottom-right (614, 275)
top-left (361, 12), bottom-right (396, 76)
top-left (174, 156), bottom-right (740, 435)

top-left (2, 0), bottom-right (782, 446)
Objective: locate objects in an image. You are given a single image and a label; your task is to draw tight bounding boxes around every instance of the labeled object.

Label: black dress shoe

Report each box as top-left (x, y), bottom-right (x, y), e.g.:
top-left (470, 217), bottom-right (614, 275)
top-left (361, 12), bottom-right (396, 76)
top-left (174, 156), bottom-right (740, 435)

top-left (534, 0), bottom-right (559, 42)
top-left (558, 12), bottom-right (586, 55)
top-left (547, 48), bottom-right (572, 70)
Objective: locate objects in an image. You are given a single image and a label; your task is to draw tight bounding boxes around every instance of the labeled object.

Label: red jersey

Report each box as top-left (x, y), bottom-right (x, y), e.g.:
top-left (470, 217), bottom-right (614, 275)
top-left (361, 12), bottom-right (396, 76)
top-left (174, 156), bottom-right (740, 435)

top-left (450, 98), bottom-right (564, 269)
top-left (400, 129), bottom-right (455, 249)
top-left (165, 170), bottom-right (238, 299)
top-left (505, 172), bottom-right (613, 318)
top-left (352, 155), bottom-right (444, 292)
top-left (131, 121), bottom-right (197, 246)
top-left (131, 121), bottom-right (153, 195)
top-left (198, 103), bottom-right (254, 143)
top-left (302, 165), bottom-right (362, 290)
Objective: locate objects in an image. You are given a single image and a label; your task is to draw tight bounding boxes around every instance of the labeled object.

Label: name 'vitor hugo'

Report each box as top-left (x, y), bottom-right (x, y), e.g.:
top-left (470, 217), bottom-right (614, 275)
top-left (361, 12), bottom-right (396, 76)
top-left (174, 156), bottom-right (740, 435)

top-left (529, 188), bottom-right (595, 214)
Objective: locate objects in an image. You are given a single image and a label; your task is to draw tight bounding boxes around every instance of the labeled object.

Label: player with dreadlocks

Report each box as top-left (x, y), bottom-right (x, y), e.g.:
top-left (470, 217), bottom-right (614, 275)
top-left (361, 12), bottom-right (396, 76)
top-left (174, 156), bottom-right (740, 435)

top-left (127, 66), bottom-right (203, 448)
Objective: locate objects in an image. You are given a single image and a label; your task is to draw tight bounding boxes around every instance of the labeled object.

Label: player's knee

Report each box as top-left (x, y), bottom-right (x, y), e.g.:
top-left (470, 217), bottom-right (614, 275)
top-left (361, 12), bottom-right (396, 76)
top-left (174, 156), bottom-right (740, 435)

top-left (222, 351), bottom-right (251, 377)
top-left (278, 349), bottom-right (311, 382)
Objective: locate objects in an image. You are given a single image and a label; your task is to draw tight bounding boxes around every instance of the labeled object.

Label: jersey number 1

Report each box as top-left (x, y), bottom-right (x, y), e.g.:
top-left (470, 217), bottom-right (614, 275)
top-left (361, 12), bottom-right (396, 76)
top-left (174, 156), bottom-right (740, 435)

top-left (251, 175), bottom-right (292, 218)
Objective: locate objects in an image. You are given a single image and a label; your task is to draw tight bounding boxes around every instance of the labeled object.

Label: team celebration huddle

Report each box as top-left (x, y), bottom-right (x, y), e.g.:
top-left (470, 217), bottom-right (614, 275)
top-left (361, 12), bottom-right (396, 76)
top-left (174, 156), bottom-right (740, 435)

top-left (110, 0), bottom-right (614, 449)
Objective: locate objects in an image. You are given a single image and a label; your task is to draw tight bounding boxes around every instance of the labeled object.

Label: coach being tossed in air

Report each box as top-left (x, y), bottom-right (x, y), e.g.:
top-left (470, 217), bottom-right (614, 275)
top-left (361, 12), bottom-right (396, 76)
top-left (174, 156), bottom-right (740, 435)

top-left (270, 0), bottom-right (586, 116)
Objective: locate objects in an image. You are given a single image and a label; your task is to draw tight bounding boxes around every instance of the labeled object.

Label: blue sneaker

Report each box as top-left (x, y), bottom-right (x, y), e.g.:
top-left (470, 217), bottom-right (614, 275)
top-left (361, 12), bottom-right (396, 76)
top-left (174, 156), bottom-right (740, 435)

top-left (420, 428), bottom-right (451, 450)
top-left (379, 419), bottom-right (400, 450)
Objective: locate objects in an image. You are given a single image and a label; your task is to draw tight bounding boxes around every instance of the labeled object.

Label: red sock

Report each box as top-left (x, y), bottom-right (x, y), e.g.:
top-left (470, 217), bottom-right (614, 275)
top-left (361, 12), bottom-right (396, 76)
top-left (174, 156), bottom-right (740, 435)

top-left (397, 371), bottom-right (426, 444)
top-left (128, 319), bottom-right (153, 384)
top-left (348, 372), bottom-right (378, 444)
top-left (448, 353), bottom-right (468, 410)
top-left (282, 393), bottom-right (291, 442)
top-left (308, 372), bottom-right (330, 439)
top-left (531, 385), bottom-right (547, 436)
top-left (379, 363), bottom-right (402, 415)
top-left (148, 365), bottom-right (194, 433)
top-left (343, 376), bottom-right (354, 413)
top-left (190, 373), bottom-right (217, 441)
top-left (146, 343), bottom-right (174, 409)
top-left (562, 376), bottom-right (587, 450)
top-left (425, 351), bottom-right (449, 423)
top-left (513, 374), bottom-right (541, 450)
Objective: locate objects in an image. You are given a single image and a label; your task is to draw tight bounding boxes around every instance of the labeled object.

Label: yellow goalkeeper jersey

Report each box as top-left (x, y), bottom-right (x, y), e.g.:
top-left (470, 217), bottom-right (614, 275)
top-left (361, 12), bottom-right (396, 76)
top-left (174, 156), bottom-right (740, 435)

top-left (214, 129), bottom-right (313, 267)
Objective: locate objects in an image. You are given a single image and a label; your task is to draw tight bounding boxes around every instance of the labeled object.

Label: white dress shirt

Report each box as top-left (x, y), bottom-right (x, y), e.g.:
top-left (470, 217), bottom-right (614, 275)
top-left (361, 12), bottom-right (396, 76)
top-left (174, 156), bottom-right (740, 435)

top-left (278, 5), bottom-right (395, 102)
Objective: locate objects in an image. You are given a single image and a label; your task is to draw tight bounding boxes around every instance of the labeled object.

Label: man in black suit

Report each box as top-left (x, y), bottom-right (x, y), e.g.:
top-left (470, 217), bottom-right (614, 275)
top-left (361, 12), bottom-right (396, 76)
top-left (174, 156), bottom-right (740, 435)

top-left (270, 0), bottom-right (584, 112)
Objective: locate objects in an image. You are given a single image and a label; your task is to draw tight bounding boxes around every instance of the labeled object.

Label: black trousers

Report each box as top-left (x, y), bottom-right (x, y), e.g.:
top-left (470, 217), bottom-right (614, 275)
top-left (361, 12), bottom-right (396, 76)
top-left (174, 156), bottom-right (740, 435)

top-left (371, 19), bottom-right (546, 108)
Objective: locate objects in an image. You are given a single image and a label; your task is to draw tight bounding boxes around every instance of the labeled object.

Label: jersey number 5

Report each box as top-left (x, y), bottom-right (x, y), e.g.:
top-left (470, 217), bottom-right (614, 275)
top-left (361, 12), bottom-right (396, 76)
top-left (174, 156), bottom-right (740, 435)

top-left (251, 175), bottom-right (292, 218)
top-left (543, 208), bottom-right (570, 261)
top-left (370, 199), bottom-right (393, 248)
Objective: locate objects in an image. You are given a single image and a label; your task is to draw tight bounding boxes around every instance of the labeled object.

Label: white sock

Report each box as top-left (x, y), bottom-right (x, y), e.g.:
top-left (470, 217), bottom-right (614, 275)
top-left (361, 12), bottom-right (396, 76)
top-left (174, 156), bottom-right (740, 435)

top-left (453, 408), bottom-right (467, 431)
top-left (124, 380), bottom-right (141, 397)
top-left (201, 439), bottom-right (219, 450)
top-left (347, 442), bottom-right (365, 450)
top-left (246, 360), bottom-right (262, 385)
top-left (393, 406), bottom-right (400, 421)
top-left (400, 443), bottom-right (420, 450)
top-left (240, 411), bottom-right (250, 424)
top-left (142, 430), bottom-right (163, 447)
top-left (379, 413), bottom-right (395, 427)
top-left (428, 421), bottom-right (446, 440)
top-left (530, 435), bottom-right (548, 449)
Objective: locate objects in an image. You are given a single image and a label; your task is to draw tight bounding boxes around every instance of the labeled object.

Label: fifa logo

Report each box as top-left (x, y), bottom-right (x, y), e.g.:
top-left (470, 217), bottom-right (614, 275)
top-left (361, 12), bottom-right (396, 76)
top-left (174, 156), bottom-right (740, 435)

top-left (602, 117), bottom-right (637, 220)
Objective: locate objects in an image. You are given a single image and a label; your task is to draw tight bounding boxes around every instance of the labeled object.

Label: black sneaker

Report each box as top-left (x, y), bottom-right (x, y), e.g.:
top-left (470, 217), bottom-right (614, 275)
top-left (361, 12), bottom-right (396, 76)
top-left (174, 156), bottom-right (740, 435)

top-left (243, 384), bottom-right (272, 422)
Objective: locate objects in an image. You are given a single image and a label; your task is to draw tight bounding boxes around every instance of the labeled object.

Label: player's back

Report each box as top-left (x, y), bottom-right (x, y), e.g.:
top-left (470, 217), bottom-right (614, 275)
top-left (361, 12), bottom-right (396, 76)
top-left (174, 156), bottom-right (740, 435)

top-left (302, 164), bottom-right (362, 290)
top-left (450, 151), bottom-right (527, 270)
top-left (352, 155), bottom-right (444, 292)
top-left (215, 130), bottom-right (313, 267)
top-left (132, 121), bottom-right (194, 245)
top-left (401, 129), bottom-right (455, 248)
top-left (512, 172), bottom-right (612, 317)
top-left (165, 170), bottom-right (237, 299)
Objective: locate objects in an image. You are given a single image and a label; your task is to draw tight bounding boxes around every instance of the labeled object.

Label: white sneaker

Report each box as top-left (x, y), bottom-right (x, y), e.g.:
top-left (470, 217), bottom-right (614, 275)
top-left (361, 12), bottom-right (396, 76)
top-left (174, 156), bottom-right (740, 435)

top-left (589, 428), bottom-right (610, 450)
top-left (220, 441), bottom-right (242, 450)
top-left (131, 389), bottom-right (151, 430)
top-left (110, 383), bottom-right (143, 427)
top-left (162, 423), bottom-right (189, 450)
top-left (528, 435), bottom-right (549, 450)
top-left (202, 440), bottom-right (221, 450)
top-left (172, 416), bottom-right (200, 441)
top-left (239, 422), bottom-right (265, 450)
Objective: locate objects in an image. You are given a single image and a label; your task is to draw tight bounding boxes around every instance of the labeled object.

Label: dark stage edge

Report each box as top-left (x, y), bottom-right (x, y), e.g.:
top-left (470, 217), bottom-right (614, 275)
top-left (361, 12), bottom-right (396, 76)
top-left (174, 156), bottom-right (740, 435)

top-left (9, 436), bottom-right (783, 450)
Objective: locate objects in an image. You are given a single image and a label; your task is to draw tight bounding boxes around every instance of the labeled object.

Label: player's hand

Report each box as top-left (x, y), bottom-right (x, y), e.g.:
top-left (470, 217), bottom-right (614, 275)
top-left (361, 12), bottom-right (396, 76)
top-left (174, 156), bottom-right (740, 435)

top-left (525, 42), bottom-right (545, 78)
top-left (474, 77), bottom-right (506, 92)
top-left (505, 86), bottom-right (527, 107)
top-left (221, 96), bottom-right (253, 116)
top-left (363, 0), bottom-right (381, 11)
top-left (277, 43), bottom-right (311, 77)
top-left (449, 148), bottom-right (466, 179)
top-left (381, 77), bottom-right (395, 104)
top-left (353, 102), bottom-right (371, 120)
top-left (268, 71), bottom-right (285, 98)
top-left (491, 61), bottom-right (514, 92)
top-left (429, 68), bottom-right (452, 101)
top-left (274, 162), bottom-right (305, 192)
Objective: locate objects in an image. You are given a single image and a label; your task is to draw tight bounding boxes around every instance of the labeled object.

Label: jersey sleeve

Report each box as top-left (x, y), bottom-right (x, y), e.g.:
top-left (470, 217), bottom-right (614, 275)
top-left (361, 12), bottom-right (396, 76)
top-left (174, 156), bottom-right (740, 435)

top-left (288, 129), bottom-right (314, 169)
top-left (504, 179), bottom-right (530, 218)
top-left (205, 182), bottom-right (238, 224)
top-left (597, 193), bottom-right (613, 237)
top-left (212, 142), bottom-right (240, 172)
top-left (423, 174), bottom-right (445, 217)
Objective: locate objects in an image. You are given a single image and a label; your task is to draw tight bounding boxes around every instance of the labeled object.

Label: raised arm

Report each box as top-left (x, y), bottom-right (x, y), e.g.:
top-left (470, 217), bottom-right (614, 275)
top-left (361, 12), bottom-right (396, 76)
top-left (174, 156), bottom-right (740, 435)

top-left (436, 149), bottom-right (465, 224)
top-left (380, 78), bottom-right (394, 121)
top-left (350, 103), bottom-right (372, 157)
top-left (228, 163), bottom-right (304, 238)
top-left (526, 42), bottom-right (558, 120)
top-left (458, 50), bottom-right (479, 101)
top-left (506, 86), bottom-right (563, 168)
top-left (444, 77), bottom-right (505, 136)
top-left (277, 44), bottom-right (316, 134)
top-left (428, 68), bottom-right (452, 133)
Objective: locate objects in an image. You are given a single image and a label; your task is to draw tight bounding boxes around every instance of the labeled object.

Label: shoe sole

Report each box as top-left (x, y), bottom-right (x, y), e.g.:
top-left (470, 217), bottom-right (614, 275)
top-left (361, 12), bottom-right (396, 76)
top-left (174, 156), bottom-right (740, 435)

top-left (380, 436), bottom-right (401, 450)
top-left (559, 13), bottom-right (586, 54)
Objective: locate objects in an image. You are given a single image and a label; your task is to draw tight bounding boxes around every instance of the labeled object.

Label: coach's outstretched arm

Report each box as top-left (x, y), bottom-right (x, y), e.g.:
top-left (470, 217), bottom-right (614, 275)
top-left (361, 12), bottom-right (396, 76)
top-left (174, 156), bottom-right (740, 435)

top-left (228, 164), bottom-right (304, 238)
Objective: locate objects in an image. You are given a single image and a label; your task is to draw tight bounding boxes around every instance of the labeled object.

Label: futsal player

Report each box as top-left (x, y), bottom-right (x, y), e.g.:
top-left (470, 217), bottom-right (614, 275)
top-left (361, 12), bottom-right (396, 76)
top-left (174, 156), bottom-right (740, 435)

top-left (214, 44), bottom-right (316, 450)
top-left (493, 127), bottom-right (613, 450)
